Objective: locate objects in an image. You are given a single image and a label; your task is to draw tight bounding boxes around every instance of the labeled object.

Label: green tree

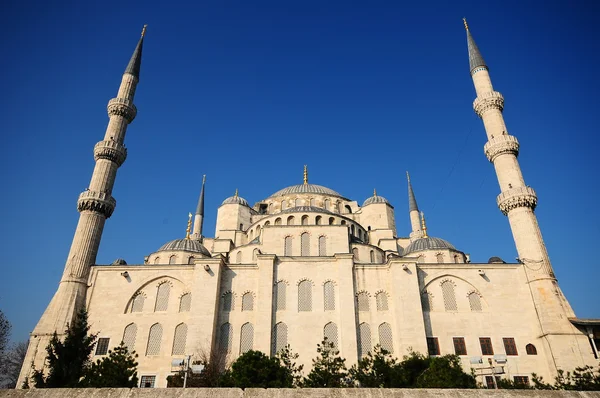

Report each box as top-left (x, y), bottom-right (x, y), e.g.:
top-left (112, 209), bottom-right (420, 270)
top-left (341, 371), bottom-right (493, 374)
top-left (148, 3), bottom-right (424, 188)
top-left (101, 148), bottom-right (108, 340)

top-left (32, 309), bottom-right (97, 388)
top-left (531, 366), bottom-right (600, 391)
top-left (80, 342), bottom-right (138, 387)
top-left (303, 338), bottom-right (348, 388)
top-left (395, 350), bottom-right (430, 387)
top-left (415, 354), bottom-right (476, 388)
top-left (167, 347), bottom-right (230, 388)
top-left (0, 309), bottom-right (10, 354)
top-left (276, 344), bottom-right (304, 387)
top-left (225, 350), bottom-right (292, 388)
top-left (349, 345), bottom-right (401, 388)
top-left (0, 341), bottom-right (28, 388)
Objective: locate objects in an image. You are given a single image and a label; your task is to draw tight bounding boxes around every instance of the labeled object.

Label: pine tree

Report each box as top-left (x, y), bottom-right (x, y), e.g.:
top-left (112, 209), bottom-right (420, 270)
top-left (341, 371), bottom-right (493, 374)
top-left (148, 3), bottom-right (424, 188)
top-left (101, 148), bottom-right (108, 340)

top-left (276, 344), bottom-right (304, 387)
top-left (80, 342), bottom-right (138, 387)
top-left (349, 345), bottom-right (401, 388)
top-left (303, 338), bottom-right (348, 388)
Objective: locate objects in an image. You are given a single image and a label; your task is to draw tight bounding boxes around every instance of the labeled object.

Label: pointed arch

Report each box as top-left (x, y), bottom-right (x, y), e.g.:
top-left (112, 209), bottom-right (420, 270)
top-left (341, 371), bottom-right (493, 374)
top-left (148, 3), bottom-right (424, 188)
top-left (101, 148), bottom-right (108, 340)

top-left (169, 255), bottom-right (177, 264)
top-left (324, 322), bottom-right (338, 348)
top-left (441, 280), bottom-right (457, 311)
top-left (284, 236), bottom-right (293, 256)
top-left (146, 323), bottom-right (162, 356)
top-left (122, 323), bottom-right (137, 352)
top-left (240, 323), bottom-right (254, 354)
top-left (272, 322), bottom-right (288, 356)
top-left (324, 281), bottom-right (335, 311)
top-left (298, 279), bottom-right (313, 311)
top-left (301, 215), bottom-right (309, 225)
top-left (129, 292), bottom-right (145, 313)
top-left (468, 291), bottom-right (483, 312)
top-left (154, 282), bottom-right (171, 312)
top-left (242, 292), bottom-right (254, 311)
top-left (421, 291), bottom-right (433, 312)
top-left (301, 232), bottom-right (310, 256)
top-left (219, 322), bottom-right (233, 353)
top-left (222, 291), bottom-right (234, 311)
top-left (375, 291), bottom-right (389, 311)
top-left (379, 322), bottom-right (394, 353)
top-left (318, 235), bottom-right (327, 256)
top-left (358, 323), bottom-right (372, 357)
top-left (171, 323), bottom-right (187, 355)
top-left (179, 293), bottom-right (191, 312)
top-left (236, 251), bottom-right (242, 263)
top-left (287, 216), bottom-right (295, 225)
top-left (275, 280), bottom-right (287, 311)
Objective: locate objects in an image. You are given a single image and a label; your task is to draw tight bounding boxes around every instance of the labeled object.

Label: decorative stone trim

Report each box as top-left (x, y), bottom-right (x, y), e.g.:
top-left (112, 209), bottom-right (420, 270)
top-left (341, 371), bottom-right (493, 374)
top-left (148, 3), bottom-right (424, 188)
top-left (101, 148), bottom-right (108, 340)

top-left (439, 278), bottom-right (456, 287)
top-left (94, 140), bottom-right (128, 166)
top-left (322, 279), bottom-right (337, 286)
top-left (355, 290), bottom-right (371, 297)
top-left (296, 278), bottom-right (314, 286)
top-left (157, 280), bottom-right (173, 287)
top-left (107, 97), bottom-right (137, 122)
top-left (466, 290), bottom-right (482, 298)
top-left (77, 190), bottom-right (116, 218)
top-left (473, 91), bottom-right (504, 118)
top-left (497, 186), bottom-right (538, 215)
top-left (484, 135), bottom-right (519, 162)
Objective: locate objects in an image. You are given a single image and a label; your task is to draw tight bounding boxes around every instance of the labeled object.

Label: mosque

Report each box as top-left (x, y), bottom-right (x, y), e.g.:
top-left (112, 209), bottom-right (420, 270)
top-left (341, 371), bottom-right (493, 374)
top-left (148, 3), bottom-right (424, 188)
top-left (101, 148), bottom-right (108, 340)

top-left (18, 22), bottom-right (599, 388)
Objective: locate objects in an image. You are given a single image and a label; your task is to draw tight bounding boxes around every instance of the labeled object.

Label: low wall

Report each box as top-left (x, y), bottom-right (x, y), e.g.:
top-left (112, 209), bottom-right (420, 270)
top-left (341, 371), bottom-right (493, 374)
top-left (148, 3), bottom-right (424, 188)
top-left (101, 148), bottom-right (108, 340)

top-left (1, 390), bottom-right (600, 398)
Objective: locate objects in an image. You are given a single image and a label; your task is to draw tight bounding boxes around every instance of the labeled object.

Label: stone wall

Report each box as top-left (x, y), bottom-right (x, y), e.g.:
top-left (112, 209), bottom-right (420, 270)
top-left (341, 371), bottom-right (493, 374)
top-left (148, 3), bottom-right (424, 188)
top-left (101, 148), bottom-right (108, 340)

top-left (1, 390), bottom-right (600, 398)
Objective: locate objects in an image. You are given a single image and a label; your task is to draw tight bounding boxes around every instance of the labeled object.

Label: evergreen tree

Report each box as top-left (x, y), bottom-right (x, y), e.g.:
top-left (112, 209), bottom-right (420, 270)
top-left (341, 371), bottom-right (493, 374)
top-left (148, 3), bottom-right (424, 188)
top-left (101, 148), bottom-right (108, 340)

top-left (80, 342), bottom-right (138, 387)
top-left (303, 338), bottom-right (348, 388)
top-left (0, 309), bottom-right (10, 354)
top-left (276, 344), bottom-right (304, 387)
top-left (415, 354), bottom-right (476, 388)
top-left (226, 350), bottom-right (292, 388)
top-left (349, 345), bottom-right (401, 388)
top-left (396, 350), bottom-right (430, 387)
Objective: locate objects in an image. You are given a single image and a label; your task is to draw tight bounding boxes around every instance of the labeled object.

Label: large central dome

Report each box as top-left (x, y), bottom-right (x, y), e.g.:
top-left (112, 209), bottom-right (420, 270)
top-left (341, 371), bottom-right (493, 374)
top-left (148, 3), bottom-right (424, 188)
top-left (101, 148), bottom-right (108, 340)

top-left (268, 183), bottom-right (343, 198)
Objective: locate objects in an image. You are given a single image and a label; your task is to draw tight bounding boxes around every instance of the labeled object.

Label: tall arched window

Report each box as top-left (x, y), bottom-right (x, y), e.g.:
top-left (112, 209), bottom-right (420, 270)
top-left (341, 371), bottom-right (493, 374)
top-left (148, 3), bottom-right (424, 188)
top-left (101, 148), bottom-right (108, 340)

top-left (441, 280), bottom-right (458, 311)
top-left (240, 323), bottom-right (254, 354)
top-left (256, 225), bottom-right (261, 237)
top-left (421, 292), bottom-right (433, 312)
top-left (298, 280), bottom-right (312, 311)
top-left (287, 216), bottom-right (295, 225)
top-left (358, 230), bottom-right (362, 240)
top-left (345, 205), bottom-right (352, 214)
top-left (122, 323), bottom-right (137, 352)
top-left (272, 322), bottom-right (288, 356)
top-left (179, 293), bottom-right (191, 312)
top-left (130, 293), bottom-right (145, 313)
top-left (301, 215), bottom-right (309, 225)
top-left (315, 216), bottom-right (322, 225)
top-left (379, 322), bottom-right (394, 353)
top-left (350, 225), bottom-right (355, 236)
top-left (155, 282), bottom-right (170, 312)
top-left (268, 203), bottom-right (273, 213)
top-left (359, 323), bottom-right (372, 357)
top-left (264, 220), bottom-right (270, 227)
top-left (324, 281), bottom-right (335, 311)
top-left (284, 236), bottom-right (293, 256)
top-left (171, 323), bottom-right (187, 355)
top-left (526, 344), bottom-right (537, 355)
top-left (370, 250), bottom-right (375, 263)
top-left (324, 322), bottom-right (338, 348)
top-left (295, 198), bottom-right (302, 207)
top-left (252, 249), bottom-right (259, 261)
top-left (318, 236), bottom-right (327, 256)
top-left (169, 255), bottom-right (177, 264)
top-left (222, 292), bottom-right (234, 311)
top-left (310, 198), bottom-right (316, 207)
top-left (301, 233), bottom-right (310, 256)
top-left (436, 253), bottom-right (444, 263)
top-left (276, 281), bottom-right (286, 311)
top-left (187, 256), bottom-right (194, 265)
top-left (357, 292), bottom-right (370, 311)
top-left (468, 292), bottom-right (482, 312)
top-left (352, 248), bottom-right (359, 261)
top-left (236, 251), bottom-right (242, 263)
top-left (454, 254), bottom-right (460, 263)
top-left (219, 323), bottom-right (232, 353)
top-left (146, 323), bottom-right (162, 356)
top-left (328, 217), bottom-right (335, 225)
top-left (242, 292), bottom-right (254, 311)
top-left (281, 200), bottom-right (286, 210)
top-left (376, 292), bottom-right (388, 311)
top-left (324, 199), bottom-right (330, 210)
top-left (249, 230), bottom-right (254, 240)
top-left (154, 257), bottom-right (160, 264)
top-left (275, 218), bottom-right (282, 225)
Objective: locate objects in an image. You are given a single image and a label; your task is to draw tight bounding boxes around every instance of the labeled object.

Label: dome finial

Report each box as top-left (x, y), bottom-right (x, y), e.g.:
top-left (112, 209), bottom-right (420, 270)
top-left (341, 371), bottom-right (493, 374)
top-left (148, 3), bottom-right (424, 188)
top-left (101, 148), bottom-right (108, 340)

top-left (420, 211), bottom-right (428, 238)
top-left (462, 17), bottom-right (469, 31)
top-left (373, 188), bottom-right (377, 196)
top-left (141, 24), bottom-right (148, 37)
top-left (185, 212), bottom-right (192, 239)
top-left (303, 165), bottom-right (308, 185)
top-left (234, 188), bottom-right (239, 197)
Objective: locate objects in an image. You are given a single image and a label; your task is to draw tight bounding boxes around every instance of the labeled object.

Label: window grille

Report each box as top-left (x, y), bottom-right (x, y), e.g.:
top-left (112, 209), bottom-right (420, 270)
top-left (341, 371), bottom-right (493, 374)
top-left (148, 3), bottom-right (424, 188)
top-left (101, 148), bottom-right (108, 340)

top-left (357, 292), bottom-right (369, 311)
top-left (276, 281), bottom-right (286, 311)
top-left (468, 292), bottom-right (482, 312)
top-left (479, 337), bottom-right (494, 355)
top-left (131, 293), bottom-right (145, 313)
top-left (318, 236), bottom-right (326, 256)
top-left (240, 323), bottom-right (254, 354)
top-left (122, 323), bottom-right (137, 352)
top-left (358, 323), bottom-right (372, 357)
top-left (316, 216), bottom-right (322, 225)
top-left (169, 255), bottom-right (176, 264)
top-left (242, 292), bottom-right (254, 311)
top-left (441, 281), bottom-right (457, 311)
top-left (436, 253), bottom-right (444, 263)
top-left (154, 282), bottom-right (170, 312)
top-left (426, 337), bottom-right (440, 356)
top-left (222, 292), bottom-right (234, 311)
top-left (301, 233), bottom-right (310, 256)
top-left (284, 236), bottom-right (293, 256)
top-left (275, 218), bottom-right (282, 225)
top-left (324, 322), bottom-right (338, 348)
top-left (219, 323), bottom-right (232, 353)
top-left (485, 376), bottom-right (500, 389)
top-left (298, 280), bottom-right (312, 311)
top-left (352, 248), bottom-right (359, 261)
top-left (236, 251), bottom-right (242, 263)
top-left (301, 215), bottom-right (308, 225)
top-left (421, 292), bottom-right (433, 312)
top-left (503, 337), bottom-right (518, 355)
top-left (514, 376), bottom-right (529, 386)
top-left (188, 256), bottom-right (194, 265)
top-left (171, 323), bottom-right (187, 355)
top-left (379, 323), bottom-right (393, 353)
top-left (525, 344), bottom-right (537, 355)
top-left (140, 375), bottom-right (156, 388)
top-left (324, 281), bottom-right (335, 311)
top-left (179, 293), bottom-right (191, 312)
top-left (272, 322), bottom-right (288, 356)
top-left (453, 337), bottom-right (467, 355)
top-left (376, 292), bottom-right (388, 311)
top-left (287, 216), bottom-right (295, 225)
top-left (370, 250), bottom-right (375, 263)
top-left (95, 338), bottom-right (110, 355)
top-left (146, 323), bottom-right (163, 356)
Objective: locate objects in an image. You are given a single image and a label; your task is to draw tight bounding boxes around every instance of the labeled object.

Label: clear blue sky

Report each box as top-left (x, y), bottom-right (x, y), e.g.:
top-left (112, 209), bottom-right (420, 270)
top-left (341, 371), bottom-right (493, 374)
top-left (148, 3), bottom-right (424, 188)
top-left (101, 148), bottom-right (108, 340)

top-left (1, 1), bottom-right (598, 343)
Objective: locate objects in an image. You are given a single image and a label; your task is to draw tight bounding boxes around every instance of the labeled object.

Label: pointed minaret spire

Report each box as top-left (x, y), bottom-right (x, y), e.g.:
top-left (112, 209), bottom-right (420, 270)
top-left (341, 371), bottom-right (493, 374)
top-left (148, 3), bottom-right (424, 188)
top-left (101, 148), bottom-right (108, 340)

top-left (192, 175), bottom-right (206, 240)
top-left (125, 24), bottom-right (147, 78)
top-left (407, 171), bottom-right (419, 212)
top-left (407, 172), bottom-right (424, 241)
top-left (463, 18), bottom-right (487, 74)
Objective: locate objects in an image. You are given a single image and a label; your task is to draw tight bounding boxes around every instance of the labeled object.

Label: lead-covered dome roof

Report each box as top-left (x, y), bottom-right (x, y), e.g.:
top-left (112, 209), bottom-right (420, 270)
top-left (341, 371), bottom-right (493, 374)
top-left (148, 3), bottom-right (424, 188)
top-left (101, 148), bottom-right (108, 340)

top-left (157, 239), bottom-right (211, 257)
top-left (269, 184), bottom-right (343, 198)
top-left (363, 194), bottom-right (390, 207)
top-left (404, 237), bottom-right (456, 255)
top-left (222, 195), bottom-right (249, 206)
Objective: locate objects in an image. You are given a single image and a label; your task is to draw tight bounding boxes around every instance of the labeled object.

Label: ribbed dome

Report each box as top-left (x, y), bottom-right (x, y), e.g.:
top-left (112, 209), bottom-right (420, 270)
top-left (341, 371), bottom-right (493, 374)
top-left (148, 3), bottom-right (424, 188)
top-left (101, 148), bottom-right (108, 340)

top-left (157, 239), bottom-right (211, 257)
top-left (363, 195), bottom-right (389, 207)
top-left (488, 256), bottom-right (505, 264)
top-left (281, 206), bottom-right (334, 214)
top-left (111, 258), bottom-right (127, 265)
top-left (222, 195), bottom-right (249, 206)
top-left (269, 184), bottom-right (342, 198)
top-left (404, 237), bottom-right (456, 255)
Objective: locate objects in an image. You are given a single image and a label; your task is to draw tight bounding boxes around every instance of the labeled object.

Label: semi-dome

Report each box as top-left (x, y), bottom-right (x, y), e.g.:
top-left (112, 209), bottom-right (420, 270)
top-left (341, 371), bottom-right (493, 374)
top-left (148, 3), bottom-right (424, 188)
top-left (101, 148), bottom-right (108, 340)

top-left (404, 237), bottom-right (456, 255)
top-left (157, 238), bottom-right (211, 257)
top-left (363, 191), bottom-right (390, 207)
top-left (269, 184), bottom-right (343, 198)
top-left (111, 258), bottom-right (127, 265)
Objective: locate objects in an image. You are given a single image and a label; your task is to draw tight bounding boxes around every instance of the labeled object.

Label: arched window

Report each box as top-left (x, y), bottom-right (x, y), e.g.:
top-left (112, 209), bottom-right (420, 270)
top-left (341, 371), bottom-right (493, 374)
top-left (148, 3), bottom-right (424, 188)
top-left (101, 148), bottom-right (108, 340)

top-left (298, 280), bottom-right (312, 311)
top-left (341, 220), bottom-right (346, 225)
top-left (284, 236), bottom-right (293, 256)
top-left (272, 322), bottom-right (288, 356)
top-left (526, 344), bottom-right (537, 355)
top-left (155, 282), bottom-right (170, 312)
top-left (153, 257), bottom-right (160, 264)
top-left (146, 323), bottom-right (162, 356)
top-left (187, 256), bottom-right (194, 265)
top-left (130, 293), bottom-right (144, 313)
top-left (324, 281), bottom-right (335, 311)
top-left (441, 280), bottom-right (457, 311)
top-left (336, 202), bottom-right (341, 213)
top-left (287, 216), bottom-right (295, 225)
top-left (301, 232), bottom-right (310, 256)
top-left (379, 323), bottom-right (394, 353)
top-left (358, 230), bottom-right (362, 240)
top-left (324, 199), bottom-right (330, 210)
top-left (318, 236), bottom-right (327, 256)
top-left (316, 215), bottom-right (322, 225)
top-left (281, 200), bottom-right (286, 211)
top-left (295, 198), bottom-right (302, 207)
top-left (454, 254), bottom-right (460, 263)
top-left (301, 215), bottom-right (309, 225)
top-left (417, 255), bottom-right (424, 264)
top-left (370, 250), bottom-right (375, 263)
top-left (350, 225), bottom-right (355, 236)
top-left (359, 323), bottom-right (372, 357)
top-left (357, 292), bottom-right (370, 311)
top-left (264, 220), bottom-right (270, 227)
top-left (268, 203), bottom-right (273, 213)
top-left (436, 253), bottom-right (444, 263)
top-left (122, 323), bottom-right (137, 352)
top-left (222, 292), bottom-right (234, 311)
top-left (256, 225), bottom-right (261, 236)
top-left (421, 292), bottom-right (433, 312)
top-left (468, 292), bottom-right (482, 312)
top-left (310, 198), bottom-right (316, 207)
top-left (240, 323), bottom-right (254, 354)
top-left (236, 251), bottom-right (242, 263)
top-left (219, 323), bottom-right (232, 353)
top-left (171, 323), bottom-right (187, 355)
top-left (242, 292), bottom-right (254, 311)
top-left (324, 322), bottom-right (338, 348)
top-left (249, 230), bottom-right (254, 240)
top-left (275, 217), bottom-right (282, 225)
top-left (328, 217), bottom-right (335, 225)
top-left (253, 249), bottom-right (259, 261)
top-left (376, 292), bottom-right (388, 311)
top-left (169, 255), bottom-right (177, 264)
top-left (240, 223), bottom-right (244, 230)
top-left (345, 205), bottom-right (352, 214)
top-left (276, 281), bottom-right (286, 311)
top-left (179, 293), bottom-right (191, 312)
top-left (352, 248), bottom-right (359, 261)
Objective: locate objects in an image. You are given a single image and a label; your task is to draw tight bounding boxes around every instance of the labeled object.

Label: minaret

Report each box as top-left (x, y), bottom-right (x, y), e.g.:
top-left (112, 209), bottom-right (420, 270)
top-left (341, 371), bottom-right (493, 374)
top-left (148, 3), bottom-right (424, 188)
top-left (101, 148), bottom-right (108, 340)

top-left (407, 172), bottom-right (423, 240)
top-left (465, 20), bottom-right (578, 371)
top-left (192, 175), bottom-right (206, 240)
top-left (19, 27), bottom-right (147, 384)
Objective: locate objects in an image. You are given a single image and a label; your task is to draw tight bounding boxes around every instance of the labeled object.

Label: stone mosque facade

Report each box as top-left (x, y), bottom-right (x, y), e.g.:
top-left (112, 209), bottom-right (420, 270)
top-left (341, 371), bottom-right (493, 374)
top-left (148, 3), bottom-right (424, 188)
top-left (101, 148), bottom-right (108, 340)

top-left (18, 22), bottom-right (599, 389)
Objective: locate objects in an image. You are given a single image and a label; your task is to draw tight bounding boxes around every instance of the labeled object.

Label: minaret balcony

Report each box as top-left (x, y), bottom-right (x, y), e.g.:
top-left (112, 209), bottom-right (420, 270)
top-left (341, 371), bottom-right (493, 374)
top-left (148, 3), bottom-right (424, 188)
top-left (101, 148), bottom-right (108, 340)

top-left (94, 140), bottom-right (128, 166)
top-left (473, 91), bottom-right (504, 118)
top-left (77, 190), bottom-right (116, 218)
top-left (107, 97), bottom-right (137, 122)
top-left (484, 135), bottom-right (519, 162)
top-left (496, 186), bottom-right (537, 215)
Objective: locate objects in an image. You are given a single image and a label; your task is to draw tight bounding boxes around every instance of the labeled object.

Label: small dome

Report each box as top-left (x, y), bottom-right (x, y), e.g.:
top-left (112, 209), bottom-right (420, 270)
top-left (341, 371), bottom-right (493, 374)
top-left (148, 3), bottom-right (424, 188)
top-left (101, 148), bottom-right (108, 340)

top-left (488, 256), bottom-right (505, 264)
top-left (269, 184), bottom-right (343, 198)
top-left (111, 258), bottom-right (127, 265)
top-left (222, 195), bottom-right (249, 206)
top-left (280, 206), bottom-right (334, 214)
top-left (157, 239), bottom-right (211, 257)
top-left (363, 195), bottom-right (390, 207)
top-left (404, 237), bottom-right (456, 255)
